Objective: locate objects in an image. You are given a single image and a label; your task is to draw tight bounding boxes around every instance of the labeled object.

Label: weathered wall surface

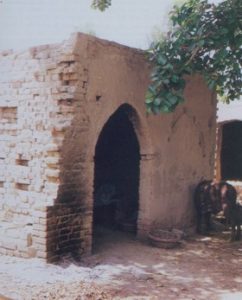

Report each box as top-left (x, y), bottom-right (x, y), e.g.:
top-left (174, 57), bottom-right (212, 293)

top-left (0, 33), bottom-right (217, 261)
top-left (0, 37), bottom-right (82, 259)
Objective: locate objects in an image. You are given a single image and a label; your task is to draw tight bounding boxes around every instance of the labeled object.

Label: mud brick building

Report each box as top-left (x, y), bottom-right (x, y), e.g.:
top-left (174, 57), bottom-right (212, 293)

top-left (0, 33), bottom-right (216, 261)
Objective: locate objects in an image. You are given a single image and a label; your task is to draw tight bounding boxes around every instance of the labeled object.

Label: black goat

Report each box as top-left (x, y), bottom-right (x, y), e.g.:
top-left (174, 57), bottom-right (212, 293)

top-left (194, 180), bottom-right (240, 241)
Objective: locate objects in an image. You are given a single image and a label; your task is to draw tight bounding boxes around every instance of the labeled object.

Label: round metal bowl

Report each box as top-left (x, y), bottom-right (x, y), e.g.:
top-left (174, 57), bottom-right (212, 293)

top-left (148, 229), bottom-right (182, 249)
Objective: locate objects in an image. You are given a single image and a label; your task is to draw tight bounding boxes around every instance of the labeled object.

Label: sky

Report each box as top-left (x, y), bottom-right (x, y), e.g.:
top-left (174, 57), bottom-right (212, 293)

top-left (0, 0), bottom-right (176, 51)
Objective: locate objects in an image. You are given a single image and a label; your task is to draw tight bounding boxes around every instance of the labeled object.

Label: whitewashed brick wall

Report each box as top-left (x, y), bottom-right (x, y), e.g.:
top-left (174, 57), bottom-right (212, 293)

top-left (0, 36), bottom-right (82, 259)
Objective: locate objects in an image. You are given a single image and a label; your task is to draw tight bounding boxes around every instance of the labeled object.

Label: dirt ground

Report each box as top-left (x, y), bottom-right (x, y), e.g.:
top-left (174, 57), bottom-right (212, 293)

top-left (1, 228), bottom-right (242, 300)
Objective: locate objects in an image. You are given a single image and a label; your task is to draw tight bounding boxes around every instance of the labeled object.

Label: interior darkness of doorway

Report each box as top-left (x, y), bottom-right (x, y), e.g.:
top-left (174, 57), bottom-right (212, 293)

top-left (93, 105), bottom-right (140, 239)
top-left (221, 121), bottom-right (242, 181)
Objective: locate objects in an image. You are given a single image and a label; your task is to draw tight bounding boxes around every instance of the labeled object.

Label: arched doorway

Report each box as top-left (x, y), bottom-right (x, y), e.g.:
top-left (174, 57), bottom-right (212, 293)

top-left (93, 104), bottom-right (140, 249)
top-left (221, 121), bottom-right (242, 180)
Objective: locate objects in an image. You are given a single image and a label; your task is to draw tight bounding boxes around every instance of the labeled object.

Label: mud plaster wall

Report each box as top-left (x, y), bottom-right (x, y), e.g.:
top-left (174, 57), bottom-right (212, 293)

top-left (0, 33), bottom-right (217, 261)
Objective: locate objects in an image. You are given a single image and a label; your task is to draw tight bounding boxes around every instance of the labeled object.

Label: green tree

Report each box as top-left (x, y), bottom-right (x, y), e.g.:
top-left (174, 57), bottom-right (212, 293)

top-left (92, 0), bottom-right (242, 113)
top-left (92, 0), bottom-right (112, 11)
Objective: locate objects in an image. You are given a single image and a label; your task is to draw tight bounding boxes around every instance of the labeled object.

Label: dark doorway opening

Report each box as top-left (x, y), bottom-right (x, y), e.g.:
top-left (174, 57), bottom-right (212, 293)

top-left (93, 104), bottom-right (140, 250)
top-left (221, 121), bottom-right (242, 180)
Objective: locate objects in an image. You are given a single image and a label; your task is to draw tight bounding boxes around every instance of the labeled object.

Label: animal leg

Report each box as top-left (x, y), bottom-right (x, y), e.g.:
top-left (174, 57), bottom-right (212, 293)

top-left (196, 212), bottom-right (202, 234)
top-left (235, 222), bottom-right (241, 241)
top-left (204, 212), bottom-right (212, 234)
top-left (230, 222), bottom-right (236, 242)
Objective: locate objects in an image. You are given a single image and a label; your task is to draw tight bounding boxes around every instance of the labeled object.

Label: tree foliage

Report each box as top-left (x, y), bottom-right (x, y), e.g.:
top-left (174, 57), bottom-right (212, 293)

top-left (146, 0), bottom-right (242, 113)
top-left (92, 0), bottom-right (112, 11)
top-left (92, 0), bottom-right (242, 114)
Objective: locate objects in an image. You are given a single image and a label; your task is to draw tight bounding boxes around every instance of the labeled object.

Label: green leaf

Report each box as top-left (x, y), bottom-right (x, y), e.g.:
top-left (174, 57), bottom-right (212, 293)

top-left (157, 54), bottom-right (167, 65)
top-left (148, 85), bottom-right (156, 94)
top-left (171, 75), bottom-right (179, 83)
top-left (164, 63), bottom-right (173, 70)
top-left (163, 79), bottom-right (170, 85)
top-left (154, 98), bottom-right (162, 106)
top-left (146, 106), bottom-right (153, 114)
top-left (208, 80), bottom-right (216, 90)
top-left (145, 98), bottom-right (153, 104)
top-left (167, 94), bottom-right (178, 105)
top-left (198, 39), bottom-right (205, 47)
top-left (161, 105), bottom-right (172, 113)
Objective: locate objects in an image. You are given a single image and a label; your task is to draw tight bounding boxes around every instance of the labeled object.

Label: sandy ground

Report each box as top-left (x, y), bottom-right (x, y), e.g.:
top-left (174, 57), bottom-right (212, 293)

top-left (1, 228), bottom-right (242, 300)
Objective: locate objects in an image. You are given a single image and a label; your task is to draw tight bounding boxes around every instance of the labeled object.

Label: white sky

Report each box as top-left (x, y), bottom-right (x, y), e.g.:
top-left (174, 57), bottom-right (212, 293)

top-left (217, 101), bottom-right (242, 122)
top-left (0, 0), bottom-right (176, 51)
